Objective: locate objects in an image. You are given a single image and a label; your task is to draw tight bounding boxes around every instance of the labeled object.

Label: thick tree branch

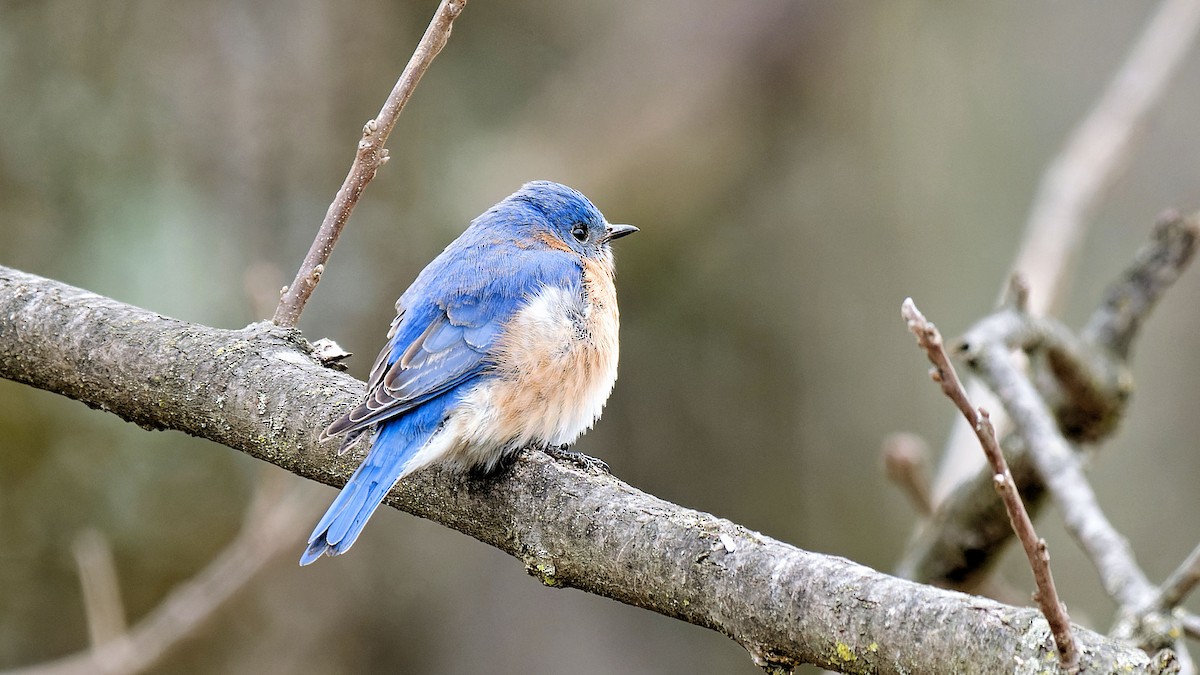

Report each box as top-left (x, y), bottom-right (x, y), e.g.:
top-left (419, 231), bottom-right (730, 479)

top-left (0, 264), bottom-right (1173, 674)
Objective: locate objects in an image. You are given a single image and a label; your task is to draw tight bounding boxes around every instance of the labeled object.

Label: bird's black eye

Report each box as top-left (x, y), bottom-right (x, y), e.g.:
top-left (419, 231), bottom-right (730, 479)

top-left (571, 223), bottom-right (589, 242)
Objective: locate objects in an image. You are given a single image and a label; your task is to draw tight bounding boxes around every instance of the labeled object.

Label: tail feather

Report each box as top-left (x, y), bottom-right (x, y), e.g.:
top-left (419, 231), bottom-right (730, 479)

top-left (300, 394), bottom-right (455, 566)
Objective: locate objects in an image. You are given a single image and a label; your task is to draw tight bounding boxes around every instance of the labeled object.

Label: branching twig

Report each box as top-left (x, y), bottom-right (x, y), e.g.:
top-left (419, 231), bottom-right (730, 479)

top-left (5, 473), bottom-right (320, 675)
top-left (956, 303), bottom-right (1129, 443)
top-left (1011, 0), bottom-right (1200, 316)
top-left (272, 0), bottom-right (468, 327)
top-left (903, 299), bottom-right (1078, 670)
top-left (900, 214), bottom-right (1200, 590)
top-left (932, 218), bottom-right (1200, 664)
top-left (934, 0), bottom-right (1200, 498)
top-left (963, 339), bottom-right (1156, 610)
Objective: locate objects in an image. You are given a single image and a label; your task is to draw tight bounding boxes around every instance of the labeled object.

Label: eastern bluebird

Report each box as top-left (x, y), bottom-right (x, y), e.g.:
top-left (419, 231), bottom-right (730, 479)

top-left (300, 181), bottom-right (636, 565)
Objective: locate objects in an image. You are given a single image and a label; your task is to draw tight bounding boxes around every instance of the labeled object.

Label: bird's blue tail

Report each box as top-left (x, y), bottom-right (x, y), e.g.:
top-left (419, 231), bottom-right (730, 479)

top-left (300, 395), bottom-right (455, 565)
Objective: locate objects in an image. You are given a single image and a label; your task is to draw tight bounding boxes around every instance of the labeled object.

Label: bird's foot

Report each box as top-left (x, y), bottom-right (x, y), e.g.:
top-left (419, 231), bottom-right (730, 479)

top-left (542, 444), bottom-right (610, 474)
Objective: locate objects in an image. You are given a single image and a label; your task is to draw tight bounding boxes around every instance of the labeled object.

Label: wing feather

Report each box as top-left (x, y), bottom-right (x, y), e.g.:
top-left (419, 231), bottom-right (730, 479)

top-left (320, 243), bottom-right (582, 445)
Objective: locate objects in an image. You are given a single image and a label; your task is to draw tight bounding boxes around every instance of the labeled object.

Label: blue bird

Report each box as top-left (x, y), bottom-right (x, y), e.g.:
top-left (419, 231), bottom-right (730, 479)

top-left (301, 181), bottom-right (637, 565)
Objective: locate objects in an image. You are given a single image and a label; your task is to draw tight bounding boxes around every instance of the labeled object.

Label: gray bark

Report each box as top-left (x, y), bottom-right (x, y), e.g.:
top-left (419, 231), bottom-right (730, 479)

top-left (0, 265), bottom-right (1171, 674)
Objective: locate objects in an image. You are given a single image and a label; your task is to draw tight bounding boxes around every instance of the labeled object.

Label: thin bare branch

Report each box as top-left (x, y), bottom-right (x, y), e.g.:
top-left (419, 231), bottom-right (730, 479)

top-left (954, 223), bottom-right (1199, 661)
top-left (272, 0), bottom-right (468, 327)
top-left (895, 433), bottom-right (1048, 589)
top-left (71, 530), bottom-right (126, 648)
top-left (900, 214), bottom-right (1199, 590)
top-left (1155, 542), bottom-right (1200, 610)
top-left (959, 288), bottom-right (1198, 668)
top-left (903, 299), bottom-right (1078, 670)
top-left (934, 0), bottom-right (1200, 498)
top-left (6, 473), bottom-right (319, 675)
top-left (963, 339), bottom-right (1156, 609)
top-left (957, 307), bottom-right (1129, 443)
top-left (9, 9), bottom-right (473, 669)
top-left (1183, 613), bottom-right (1200, 641)
top-left (1083, 210), bottom-right (1200, 357)
top-left (882, 433), bottom-right (933, 516)
top-left (1013, 0), bottom-right (1200, 315)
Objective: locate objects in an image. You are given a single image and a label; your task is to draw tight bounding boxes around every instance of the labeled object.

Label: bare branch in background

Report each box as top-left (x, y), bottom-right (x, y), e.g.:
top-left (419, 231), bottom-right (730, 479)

top-left (901, 219), bottom-right (1200, 667)
top-left (964, 330), bottom-right (1200, 669)
top-left (1082, 209), bottom-right (1200, 357)
top-left (934, 0), bottom-right (1200, 499)
top-left (881, 432), bottom-right (933, 516)
top-left (1184, 613), bottom-right (1200, 641)
top-left (903, 299), bottom-right (1078, 670)
top-left (1013, 0), bottom-right (1200, 312)
top-left (5, 471), bottom-right (319, 675)
top-left (899, 214), bottom-right (1199, 590)
top-left (1155, 542), bottom-right (1200, 611)
top-left (969, 339), bottom-right (1154, 568)
top-left (272, 0), bottom-right (468, 327)
top-left (71, 530), bottom-right (127, 649)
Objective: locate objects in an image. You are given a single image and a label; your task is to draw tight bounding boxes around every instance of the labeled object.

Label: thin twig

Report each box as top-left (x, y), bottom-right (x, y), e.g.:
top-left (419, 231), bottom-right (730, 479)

top-left (933, 0), bottom-right (1200, 499)
top-left (71, 530), bottom-right (127, 647)
top-left (1183, 612), bottom-right (1200, 641)
top-left (900, 214), bottom-right (1199, 590)
top-left (882, 433), bottom-right (933, 516)
top-left (963, 339), bottom-right (1156, 610)
top-left (1013, 0), bottom-right (1200, 317)
top-left (4, 473), bottom-right (320, 675)
top-left (1155, 541), bottom-right (1200, 610)
top-left (1083, 210), bottom-right (1200, 358)
top-left (956, 240), bottom-right (1199, 662)
top-left (902, 298), bottom-right (1078, 671)
top-left (272, 0), bottom-right (469, 327)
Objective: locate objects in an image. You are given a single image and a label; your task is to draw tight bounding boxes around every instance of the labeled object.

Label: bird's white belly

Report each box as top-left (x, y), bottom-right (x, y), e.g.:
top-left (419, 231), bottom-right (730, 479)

top-left (405, 270), bottom-right (620, 474)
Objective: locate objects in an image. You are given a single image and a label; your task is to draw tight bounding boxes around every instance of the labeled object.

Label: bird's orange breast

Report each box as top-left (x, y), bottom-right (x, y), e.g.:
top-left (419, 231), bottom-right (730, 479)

top-left (430, 254), bottom-right (621, 472)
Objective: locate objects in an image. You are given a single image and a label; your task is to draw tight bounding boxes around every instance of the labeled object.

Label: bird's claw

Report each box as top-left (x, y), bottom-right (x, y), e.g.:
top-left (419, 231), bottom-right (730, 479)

top-left (542, 444), bottom-right (610, 474)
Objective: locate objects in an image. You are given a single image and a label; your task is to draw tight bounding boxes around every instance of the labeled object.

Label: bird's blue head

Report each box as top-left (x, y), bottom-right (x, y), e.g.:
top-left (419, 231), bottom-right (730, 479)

top-left (503, 180), bottom-right (637, 257)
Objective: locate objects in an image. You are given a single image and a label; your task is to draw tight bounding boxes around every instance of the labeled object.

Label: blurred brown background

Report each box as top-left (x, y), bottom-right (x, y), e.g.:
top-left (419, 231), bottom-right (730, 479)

top-left (2, 2), bottom-right (1200, 673)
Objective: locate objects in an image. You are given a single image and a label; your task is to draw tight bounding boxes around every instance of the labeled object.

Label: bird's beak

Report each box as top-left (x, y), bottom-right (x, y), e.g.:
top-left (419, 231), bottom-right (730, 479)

top-left (602, 223), bottom-right (639, 243)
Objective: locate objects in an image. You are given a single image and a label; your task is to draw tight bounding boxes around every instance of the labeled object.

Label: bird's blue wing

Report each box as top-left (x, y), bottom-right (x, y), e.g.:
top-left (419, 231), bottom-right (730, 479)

top-left (321, 243), bottom-right (581, 443)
